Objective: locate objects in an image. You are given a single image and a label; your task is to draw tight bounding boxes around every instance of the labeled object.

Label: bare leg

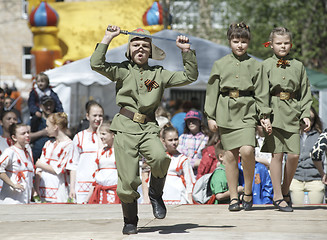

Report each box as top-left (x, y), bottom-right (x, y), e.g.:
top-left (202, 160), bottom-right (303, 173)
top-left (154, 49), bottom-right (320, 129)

top-left (282, 153), bottom-right (299, 198)
top-left (240, 145), bottom-right (255, 202)
top-left (270, 153), bottom-right (288, 207)
top-left (141, 171), bottom-right (150, 204)
top-left (224, 148), bottom-right (240, 203)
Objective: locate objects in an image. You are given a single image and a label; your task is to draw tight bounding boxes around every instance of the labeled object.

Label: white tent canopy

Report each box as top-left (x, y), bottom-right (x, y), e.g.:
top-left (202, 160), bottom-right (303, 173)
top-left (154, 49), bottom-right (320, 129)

top-left (45, 30), bottom-right (233, 127)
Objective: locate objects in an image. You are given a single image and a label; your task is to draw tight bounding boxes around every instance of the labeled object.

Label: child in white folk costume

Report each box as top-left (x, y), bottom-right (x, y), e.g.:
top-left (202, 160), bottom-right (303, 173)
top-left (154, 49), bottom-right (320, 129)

top-left (67, 101), bottom-right (103, 203)
top-left (87, 120), bottom-right (119, 204)
top-left (34, 112), bottom-right (73, 203)
top-left (161, 125), bottom-right (195, 204)
top-left (0, 123), bottom-right (34, 204)
top-left (0, 110), bottom-right (18, 191)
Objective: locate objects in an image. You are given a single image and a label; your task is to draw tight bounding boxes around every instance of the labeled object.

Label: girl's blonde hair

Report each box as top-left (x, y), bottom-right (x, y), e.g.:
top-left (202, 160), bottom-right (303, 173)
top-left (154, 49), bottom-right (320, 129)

top-left (99, 120), bottom-right (112, 133)
top-left (227, 22), bottom-right (251, 41)
top-left (48, 112), bottom-right (68, 130)
top-left (269, 27), bottom-right (292, 42)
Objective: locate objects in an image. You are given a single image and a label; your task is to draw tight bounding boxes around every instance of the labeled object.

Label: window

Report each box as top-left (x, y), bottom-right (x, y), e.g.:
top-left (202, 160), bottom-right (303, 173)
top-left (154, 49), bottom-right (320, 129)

top-left (21, 0), bottom-right (28, 20)
top-left (22, 47), bottom-right (33, 79)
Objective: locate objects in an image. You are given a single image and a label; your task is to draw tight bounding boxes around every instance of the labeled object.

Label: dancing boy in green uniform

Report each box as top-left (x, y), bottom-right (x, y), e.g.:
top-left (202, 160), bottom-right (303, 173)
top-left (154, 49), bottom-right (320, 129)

top-left (90, 25), bottom-right (198, 234)
top-left (260, 27), bottom-right (312, 212)
top-left (205, 22), bottom-right (272, 212)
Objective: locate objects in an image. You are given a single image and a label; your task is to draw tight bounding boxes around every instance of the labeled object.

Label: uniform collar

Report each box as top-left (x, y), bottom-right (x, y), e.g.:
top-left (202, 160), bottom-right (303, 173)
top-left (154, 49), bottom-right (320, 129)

top-left (272, 53), bottom-right (292, 61)
top-left (131, 61), bottom-right (151, 71)
top-left (231, 52), bottom-right (250, 61)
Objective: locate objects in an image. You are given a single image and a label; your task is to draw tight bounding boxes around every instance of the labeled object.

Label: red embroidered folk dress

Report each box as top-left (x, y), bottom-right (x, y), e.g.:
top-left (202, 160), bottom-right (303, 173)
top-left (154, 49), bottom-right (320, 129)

top-left (0, 145), bottom-right (34, 204)
top-left (89, 147), bottom-right (119, 204)
top-left (37, 139), bottom-right (73, 203)
top-left (66, 130), bottom-right (98, 203)
top-left (162, 153), bottom-right (195, 204)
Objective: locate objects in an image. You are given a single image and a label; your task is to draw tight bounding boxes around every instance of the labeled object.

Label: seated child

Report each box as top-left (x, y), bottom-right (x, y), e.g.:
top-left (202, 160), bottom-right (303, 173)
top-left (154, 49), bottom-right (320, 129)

top-left (238, 162), bottom-right (273, 204)
top-left (177, 110), bottom-right (209, 176)
top-left (210, 142), bottom-right (244, 204)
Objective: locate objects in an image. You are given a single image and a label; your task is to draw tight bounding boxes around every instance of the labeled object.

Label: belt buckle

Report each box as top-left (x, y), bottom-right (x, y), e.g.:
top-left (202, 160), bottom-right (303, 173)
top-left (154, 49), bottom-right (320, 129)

top-left (280, 92), bottom-right (290, 100)
top-left (133, 112), bottom-right (146, 123)
top-left (229, 90), bottom-right (239, 98)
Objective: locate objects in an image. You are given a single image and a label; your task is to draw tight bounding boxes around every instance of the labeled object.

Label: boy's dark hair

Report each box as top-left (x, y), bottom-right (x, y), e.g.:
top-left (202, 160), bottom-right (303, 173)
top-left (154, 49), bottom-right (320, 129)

top-left (227, 22), bottom-right (251, 41)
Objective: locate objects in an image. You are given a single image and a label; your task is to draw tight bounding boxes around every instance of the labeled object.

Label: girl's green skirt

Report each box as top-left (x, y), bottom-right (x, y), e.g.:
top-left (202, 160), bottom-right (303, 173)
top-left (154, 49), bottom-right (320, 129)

top-left (219, 127), bottom-right (256, 151)
top-left (261, 127), bottom-right (300, 154)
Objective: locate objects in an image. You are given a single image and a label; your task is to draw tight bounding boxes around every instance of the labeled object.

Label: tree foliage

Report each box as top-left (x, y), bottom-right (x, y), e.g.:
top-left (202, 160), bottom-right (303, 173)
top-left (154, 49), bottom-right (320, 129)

top-left (169, 0), bottom-right (327, 72)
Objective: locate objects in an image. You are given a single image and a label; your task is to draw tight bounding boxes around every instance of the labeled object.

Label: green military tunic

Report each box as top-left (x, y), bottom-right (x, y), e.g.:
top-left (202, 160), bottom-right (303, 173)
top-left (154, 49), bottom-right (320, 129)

top-left (91, 43), bottom-right (198, 134)
top-left (90, 43), bottom-right (198, 203)
top-left (260, 54), bottom-right (312, 154)
top-left (204, 53), bottom-right (271, 150)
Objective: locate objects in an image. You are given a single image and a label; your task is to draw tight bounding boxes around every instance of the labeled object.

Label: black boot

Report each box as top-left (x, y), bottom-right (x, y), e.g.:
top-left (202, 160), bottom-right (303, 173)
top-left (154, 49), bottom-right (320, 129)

top-left (149, 175), bottom-right (167, 219)
top-left (121, 201), bottom-right (138, 235)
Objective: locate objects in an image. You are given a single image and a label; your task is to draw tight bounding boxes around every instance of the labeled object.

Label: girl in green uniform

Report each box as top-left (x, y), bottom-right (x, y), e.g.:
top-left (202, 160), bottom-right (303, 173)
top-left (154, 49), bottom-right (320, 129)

top-left (260, 27), bottom-right (312, 212)
top-left (205, 22), bottom-right (272, 211)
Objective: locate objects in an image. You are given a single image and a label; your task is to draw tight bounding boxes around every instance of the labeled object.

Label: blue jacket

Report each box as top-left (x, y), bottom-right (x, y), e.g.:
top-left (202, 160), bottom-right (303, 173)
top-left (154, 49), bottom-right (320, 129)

top-left (238, 162), bottom-right (273, 204)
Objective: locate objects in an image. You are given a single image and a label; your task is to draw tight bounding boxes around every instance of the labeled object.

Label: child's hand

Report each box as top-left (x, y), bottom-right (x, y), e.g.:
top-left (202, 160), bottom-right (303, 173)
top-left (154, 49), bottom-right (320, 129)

top-left (106, 25), bottom-right (120, 39)
top-left (260, 118), bottom-right (272, 135)
top-left (176, 35), bottom-right (190, 52)
top-left (13, 183), bottom-right (25, 191)
top-left (101, 25), bottom-right (120, 44)
top-left (69, 188), bottom-right (76, 200)
top-left (302, 117), bottom-right (311, 132)
top-left (35, 111), bottom-right (42, 118)
top-left (322, 174), bottom-right (327, 185)
top-left (208, 119), bottom-right (218, 132)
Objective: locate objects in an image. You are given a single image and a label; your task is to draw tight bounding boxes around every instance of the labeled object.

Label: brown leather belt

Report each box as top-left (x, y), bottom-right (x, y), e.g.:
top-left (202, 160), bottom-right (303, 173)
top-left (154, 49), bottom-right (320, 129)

top-left (119, 108), bottom-right (153, 124)
top-left (273, 91), bottom-right (297, 100)
top-left (221, 90), bottom-right (254, 98)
